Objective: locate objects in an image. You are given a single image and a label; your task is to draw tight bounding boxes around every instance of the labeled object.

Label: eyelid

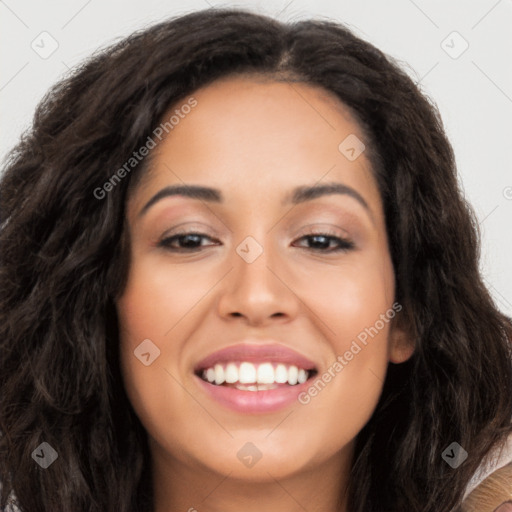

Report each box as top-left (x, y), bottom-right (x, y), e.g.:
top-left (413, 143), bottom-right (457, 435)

top-left (160, 222), bottom-right (350, 242)
top-left (160, 222), bottom-right (218, 238)
top-left (294, 223), bottom-right (351, 238)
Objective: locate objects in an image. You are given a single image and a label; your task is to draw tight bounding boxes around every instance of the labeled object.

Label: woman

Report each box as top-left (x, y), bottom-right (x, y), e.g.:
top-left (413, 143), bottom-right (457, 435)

top-left (1, 7), bottom-right (511, 512)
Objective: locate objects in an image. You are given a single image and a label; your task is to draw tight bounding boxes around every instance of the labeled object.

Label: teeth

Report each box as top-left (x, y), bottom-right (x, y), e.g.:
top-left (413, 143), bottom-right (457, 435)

top-left (225, 363), bottom-right (238, 383)
top-left (237, 383), bottom-right (278, 391)
top-left (274, 364), bottom-right (288, 383)
top-left (288, 365), bottom-right (298, 385)
top-left (214, 364), bottom-right (225, 385)
top-left (239, 362), bottom-right (256, 384)
top-left (200, 362), bottom-right (313, 387)
top-left (256, 362), bottom-right (274, 384)
top-left (205, 367), bottom-right (215, 383)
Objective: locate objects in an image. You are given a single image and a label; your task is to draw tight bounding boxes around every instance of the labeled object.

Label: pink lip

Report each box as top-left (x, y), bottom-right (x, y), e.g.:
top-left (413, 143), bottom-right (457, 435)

top-left (193, 341), bottom-right (318, 414)
top-left (195, 375), bottom-right (312, 413)
top-left (193, 342), bottom-right (318, 372)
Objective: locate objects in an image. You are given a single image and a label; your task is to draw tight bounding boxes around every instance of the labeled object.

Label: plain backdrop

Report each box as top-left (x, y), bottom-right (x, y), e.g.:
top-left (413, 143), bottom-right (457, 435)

top-left (1, 0), bottom-right (511, 315)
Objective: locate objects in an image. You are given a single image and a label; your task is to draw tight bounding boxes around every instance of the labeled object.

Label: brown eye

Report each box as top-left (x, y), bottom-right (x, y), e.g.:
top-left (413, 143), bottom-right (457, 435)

top-left (157, 230), bottom-right (355, 253)
top-left (293, 232), bottom-right (355, 253)
top-left (158, 232), bottom-right (217, 252)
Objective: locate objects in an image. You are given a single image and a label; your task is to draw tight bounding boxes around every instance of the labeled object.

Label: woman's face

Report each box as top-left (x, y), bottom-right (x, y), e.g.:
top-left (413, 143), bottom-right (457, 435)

top-left (116, 76), bottom-right (412, 484)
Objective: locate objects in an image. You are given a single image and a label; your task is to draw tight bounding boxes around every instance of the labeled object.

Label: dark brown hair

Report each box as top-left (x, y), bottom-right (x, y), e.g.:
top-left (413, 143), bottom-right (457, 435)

top-left (1, 7), bottom-right (511, 512)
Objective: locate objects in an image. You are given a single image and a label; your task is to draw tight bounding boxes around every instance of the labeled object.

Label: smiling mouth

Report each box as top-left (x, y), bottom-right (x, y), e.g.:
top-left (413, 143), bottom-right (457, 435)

top-left (195, 361), bottom-right (318, 391)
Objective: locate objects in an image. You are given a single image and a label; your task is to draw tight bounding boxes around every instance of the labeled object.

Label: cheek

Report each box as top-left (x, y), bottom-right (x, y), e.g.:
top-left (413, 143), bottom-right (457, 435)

top-left (116, 286), bottom-right (201, 462)
top-left (116, 251), bottom-right (225, 376)
top-left (297, 248), bottom-right (394, 346)
top-left (293, 250), bottom-right (394, 440)
top-left (115, 258), bottom-right (190, 441)
top-left (117, 256), bottom-right (206, 340)
top-left (115, 252), bottom-right (233, 450)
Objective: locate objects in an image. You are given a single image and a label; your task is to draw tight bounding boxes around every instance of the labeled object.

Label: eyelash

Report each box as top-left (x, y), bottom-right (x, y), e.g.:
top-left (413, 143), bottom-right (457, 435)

top-left (157, 230), bottom-right (355, 253)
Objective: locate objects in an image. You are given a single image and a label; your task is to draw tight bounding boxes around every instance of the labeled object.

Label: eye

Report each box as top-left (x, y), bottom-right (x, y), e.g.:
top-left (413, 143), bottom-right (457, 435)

top-left (293, 231), bottom-right (355, 253)
top-left (158, 230), bottom-right (354, 253)
top-left (158, 232), bottom-right (218, 252)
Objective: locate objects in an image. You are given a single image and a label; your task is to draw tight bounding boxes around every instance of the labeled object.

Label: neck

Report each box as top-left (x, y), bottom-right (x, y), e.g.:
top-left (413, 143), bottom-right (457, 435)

top-left (150, 439), bottom-right (353, 512)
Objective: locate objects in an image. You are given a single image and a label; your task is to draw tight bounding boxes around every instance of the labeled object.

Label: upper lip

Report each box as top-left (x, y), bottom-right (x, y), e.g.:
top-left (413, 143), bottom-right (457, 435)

top-left (193, 341), bottom-right (318, 373)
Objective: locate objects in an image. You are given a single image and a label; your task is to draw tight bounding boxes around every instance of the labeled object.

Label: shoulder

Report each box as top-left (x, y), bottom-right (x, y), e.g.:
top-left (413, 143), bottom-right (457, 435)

top-left (461, 433), bottom-right (512, 512)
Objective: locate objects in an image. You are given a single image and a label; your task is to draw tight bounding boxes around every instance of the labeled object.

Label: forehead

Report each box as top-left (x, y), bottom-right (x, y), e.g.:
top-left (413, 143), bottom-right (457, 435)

top-left (128, 76), bottom-right (382, 218)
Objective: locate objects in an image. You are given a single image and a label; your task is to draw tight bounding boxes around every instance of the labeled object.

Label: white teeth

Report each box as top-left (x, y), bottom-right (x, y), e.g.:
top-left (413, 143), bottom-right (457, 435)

top-left (297, 368), bottom-right (308, 384)
top-left (256, 362), bottom-right (275, 384)
top-left (274, 364), bottom-right (288, 383)
top-left (287, 365), bottom-right (298, 385)
top-left (214, 364), bottom-right (225, 385)
top-left (239, 362), bottom-right (256, 384)
top-left (236, 383), bottom-right (278, 391)
top-left (225, 363), bottom-right (238, 383)
top-left (200, 361), bottom-right (313, 387)
top-left (205, 367), bottom-right (215, 383)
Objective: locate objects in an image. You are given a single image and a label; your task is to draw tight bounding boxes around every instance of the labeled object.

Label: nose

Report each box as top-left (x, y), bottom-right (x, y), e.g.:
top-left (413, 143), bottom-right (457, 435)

top-left (216, 238), bottom-right (300, 326)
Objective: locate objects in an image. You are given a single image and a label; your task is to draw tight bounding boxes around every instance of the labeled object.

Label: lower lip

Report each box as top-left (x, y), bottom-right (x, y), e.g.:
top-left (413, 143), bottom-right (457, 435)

top-left (194, 375), bottom-right (311, 413)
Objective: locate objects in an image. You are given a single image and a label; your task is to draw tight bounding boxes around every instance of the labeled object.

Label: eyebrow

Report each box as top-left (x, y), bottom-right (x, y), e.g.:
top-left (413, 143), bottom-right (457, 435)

top-left (138, 182), bottom-right (372, 219)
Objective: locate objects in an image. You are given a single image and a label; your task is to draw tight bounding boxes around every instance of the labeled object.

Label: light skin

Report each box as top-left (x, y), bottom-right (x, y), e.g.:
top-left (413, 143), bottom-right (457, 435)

top-left (116, 75), bottom-right (414, 512)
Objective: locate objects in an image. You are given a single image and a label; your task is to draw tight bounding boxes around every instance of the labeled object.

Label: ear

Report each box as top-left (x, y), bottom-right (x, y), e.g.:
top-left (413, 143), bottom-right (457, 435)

top-left (388, 309), bottom-right (415, 364)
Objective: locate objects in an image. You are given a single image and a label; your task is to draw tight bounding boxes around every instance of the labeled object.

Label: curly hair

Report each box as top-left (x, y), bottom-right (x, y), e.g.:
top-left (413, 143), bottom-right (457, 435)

top-left (1, 7), bottom-right (511, 512)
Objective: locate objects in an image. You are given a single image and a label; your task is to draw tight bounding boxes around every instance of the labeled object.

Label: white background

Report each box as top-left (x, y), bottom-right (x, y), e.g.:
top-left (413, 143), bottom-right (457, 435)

top-left (1, 0), bottom-right (511, 315)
